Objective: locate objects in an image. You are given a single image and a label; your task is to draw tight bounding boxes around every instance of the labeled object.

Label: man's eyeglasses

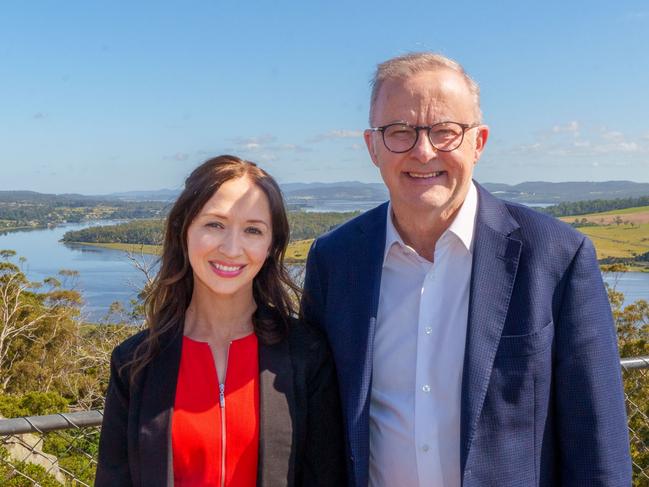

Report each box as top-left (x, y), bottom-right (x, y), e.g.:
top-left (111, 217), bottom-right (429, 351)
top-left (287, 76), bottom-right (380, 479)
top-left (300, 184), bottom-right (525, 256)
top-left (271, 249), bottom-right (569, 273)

top-left (369, 121), bottom-right (480, 153)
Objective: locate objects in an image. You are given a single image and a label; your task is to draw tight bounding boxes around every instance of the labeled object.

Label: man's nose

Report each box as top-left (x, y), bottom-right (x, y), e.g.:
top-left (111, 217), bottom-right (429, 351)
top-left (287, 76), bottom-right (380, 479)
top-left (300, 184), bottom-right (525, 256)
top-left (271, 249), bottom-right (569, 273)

top-left (410, 129), bottom-right (437, 164)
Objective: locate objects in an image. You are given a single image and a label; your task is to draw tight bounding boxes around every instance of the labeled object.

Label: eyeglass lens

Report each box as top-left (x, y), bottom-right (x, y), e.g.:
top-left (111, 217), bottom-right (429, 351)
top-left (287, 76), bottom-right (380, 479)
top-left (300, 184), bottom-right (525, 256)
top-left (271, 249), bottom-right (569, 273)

top-left (382, 122), bottom-right (466, 153)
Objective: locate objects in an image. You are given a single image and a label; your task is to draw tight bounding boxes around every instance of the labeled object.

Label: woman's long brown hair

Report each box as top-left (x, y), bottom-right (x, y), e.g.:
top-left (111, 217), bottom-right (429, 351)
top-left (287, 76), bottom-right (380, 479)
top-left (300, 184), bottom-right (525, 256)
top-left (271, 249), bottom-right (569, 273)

top-left (124, 155), bottom-right (300, 382)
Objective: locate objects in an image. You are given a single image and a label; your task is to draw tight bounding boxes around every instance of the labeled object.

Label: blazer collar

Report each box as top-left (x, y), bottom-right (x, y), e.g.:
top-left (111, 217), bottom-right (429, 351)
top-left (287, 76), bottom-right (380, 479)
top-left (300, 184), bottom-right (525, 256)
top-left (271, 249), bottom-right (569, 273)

top-left (460, 182), bottom-right (522, 475)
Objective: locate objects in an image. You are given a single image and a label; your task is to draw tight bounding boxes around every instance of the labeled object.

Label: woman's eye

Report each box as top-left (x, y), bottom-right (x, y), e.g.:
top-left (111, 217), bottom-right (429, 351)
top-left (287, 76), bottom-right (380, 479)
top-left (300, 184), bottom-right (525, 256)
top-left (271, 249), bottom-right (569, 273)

top-left (206, 222), bottom-right (224, 229)
top-left (246, 227), bottom-right (263, 235)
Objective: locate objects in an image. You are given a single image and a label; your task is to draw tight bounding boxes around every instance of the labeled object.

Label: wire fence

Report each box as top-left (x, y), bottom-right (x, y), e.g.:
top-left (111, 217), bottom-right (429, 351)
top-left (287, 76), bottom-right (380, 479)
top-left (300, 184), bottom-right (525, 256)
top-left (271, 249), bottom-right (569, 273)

top-left (622, 356), bottom-right (649, 485)
top-left (0, 410), bottom-right (102, 486)
top-left (0, 359), bottom-right (648, 486)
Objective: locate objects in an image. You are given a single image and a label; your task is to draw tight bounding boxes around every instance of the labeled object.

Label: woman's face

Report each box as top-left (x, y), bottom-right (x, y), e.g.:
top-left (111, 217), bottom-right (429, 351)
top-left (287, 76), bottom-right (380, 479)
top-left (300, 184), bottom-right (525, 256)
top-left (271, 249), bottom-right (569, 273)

top-left (186, 176), bottom-right (273, 302)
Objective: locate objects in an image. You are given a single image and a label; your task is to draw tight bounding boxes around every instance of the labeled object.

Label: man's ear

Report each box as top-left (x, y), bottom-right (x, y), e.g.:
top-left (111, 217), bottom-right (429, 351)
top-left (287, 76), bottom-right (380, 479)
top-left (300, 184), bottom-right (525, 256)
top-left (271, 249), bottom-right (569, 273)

top-left (473, 125), bottom-right (489, 162)
top-left (364, 129), bottom-right (380, 168)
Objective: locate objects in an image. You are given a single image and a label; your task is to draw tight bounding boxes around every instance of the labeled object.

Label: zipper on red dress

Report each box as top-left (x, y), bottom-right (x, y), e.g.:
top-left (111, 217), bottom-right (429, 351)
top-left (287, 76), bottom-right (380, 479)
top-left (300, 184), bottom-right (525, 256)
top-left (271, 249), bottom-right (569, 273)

top-left (219, 341), bottom-right (231, 487)
top-left (219, 382), bottom-right (226, 487)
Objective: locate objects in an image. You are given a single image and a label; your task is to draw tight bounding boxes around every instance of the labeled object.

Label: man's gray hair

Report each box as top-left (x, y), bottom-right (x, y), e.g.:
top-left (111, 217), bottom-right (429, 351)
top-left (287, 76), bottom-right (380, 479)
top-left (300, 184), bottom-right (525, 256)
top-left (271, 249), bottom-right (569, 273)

top-left (369, 52), bottom-right (482, 125)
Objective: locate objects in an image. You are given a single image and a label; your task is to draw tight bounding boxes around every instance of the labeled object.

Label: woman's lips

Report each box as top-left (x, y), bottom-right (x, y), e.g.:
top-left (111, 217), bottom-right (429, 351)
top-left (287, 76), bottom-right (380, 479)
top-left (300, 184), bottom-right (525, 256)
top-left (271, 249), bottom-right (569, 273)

top-left (209, 261), bottom-right (246, 278)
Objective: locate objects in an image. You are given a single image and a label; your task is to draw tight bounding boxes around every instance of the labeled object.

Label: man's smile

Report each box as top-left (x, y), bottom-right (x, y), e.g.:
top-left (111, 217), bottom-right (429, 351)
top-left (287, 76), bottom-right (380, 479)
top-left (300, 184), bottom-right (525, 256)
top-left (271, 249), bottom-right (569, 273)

top-left (405, 170), bottom-right (446, 179)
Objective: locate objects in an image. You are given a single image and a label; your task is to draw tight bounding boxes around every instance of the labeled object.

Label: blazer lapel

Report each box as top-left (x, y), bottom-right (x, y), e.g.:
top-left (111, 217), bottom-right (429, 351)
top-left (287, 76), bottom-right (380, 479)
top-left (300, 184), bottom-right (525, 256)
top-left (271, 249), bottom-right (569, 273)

top-left (138, 329), bottom-right (183, 486)
top-left (257, 337), bottom-right (296, 487)
top-left (344, 204), bottom-right (386, 445)
top-left (460, 185), bottom-right (521, 474)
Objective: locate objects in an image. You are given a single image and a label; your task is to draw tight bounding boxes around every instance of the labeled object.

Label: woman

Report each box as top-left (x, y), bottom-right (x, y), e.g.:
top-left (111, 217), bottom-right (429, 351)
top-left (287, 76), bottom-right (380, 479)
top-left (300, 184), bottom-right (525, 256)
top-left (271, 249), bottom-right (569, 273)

top-left (95, 155), bottom-right (346, 486)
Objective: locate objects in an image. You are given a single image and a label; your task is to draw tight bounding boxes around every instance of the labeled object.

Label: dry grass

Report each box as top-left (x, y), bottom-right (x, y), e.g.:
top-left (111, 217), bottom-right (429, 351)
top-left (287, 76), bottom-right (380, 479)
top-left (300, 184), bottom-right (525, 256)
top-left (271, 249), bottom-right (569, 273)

top-left (285, 239), bottom-right (313, 263)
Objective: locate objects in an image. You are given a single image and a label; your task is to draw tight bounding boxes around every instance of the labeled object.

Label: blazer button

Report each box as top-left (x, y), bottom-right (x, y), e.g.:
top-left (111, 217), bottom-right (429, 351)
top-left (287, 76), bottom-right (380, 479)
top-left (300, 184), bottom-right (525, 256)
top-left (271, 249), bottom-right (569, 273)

top-left (349, 455), bottom-right (355, 463)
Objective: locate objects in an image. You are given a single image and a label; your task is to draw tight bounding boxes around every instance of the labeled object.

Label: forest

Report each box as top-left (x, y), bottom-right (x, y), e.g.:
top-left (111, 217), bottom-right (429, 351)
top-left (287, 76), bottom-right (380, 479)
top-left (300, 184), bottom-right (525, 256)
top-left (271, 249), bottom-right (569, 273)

top-left (540, 195), bottom-right (649, 217)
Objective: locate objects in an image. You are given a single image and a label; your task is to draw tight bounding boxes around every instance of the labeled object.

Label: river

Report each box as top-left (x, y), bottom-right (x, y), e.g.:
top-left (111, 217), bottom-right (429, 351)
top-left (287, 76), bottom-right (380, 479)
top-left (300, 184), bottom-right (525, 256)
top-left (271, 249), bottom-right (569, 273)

top-left (0, 222), bottom-right (156, 321)
top-left (0, 222), bottom-right (646, 322)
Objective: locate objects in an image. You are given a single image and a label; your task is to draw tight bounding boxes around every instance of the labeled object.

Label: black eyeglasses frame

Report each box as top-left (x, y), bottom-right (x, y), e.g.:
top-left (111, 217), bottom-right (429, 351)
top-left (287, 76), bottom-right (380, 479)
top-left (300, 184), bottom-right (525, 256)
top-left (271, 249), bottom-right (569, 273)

top-left (368, 121), bottom-right (480, 153)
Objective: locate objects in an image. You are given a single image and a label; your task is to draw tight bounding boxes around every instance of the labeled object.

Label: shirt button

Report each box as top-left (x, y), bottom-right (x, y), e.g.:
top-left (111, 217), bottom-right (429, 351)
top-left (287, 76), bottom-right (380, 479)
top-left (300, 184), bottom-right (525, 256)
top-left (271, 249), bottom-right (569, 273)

top-left (422, 444), bottom-right (430, 452)
top-left (422, 384), bottom-right (431, 393)
top-left (425, 326), bottom-right (433, 335)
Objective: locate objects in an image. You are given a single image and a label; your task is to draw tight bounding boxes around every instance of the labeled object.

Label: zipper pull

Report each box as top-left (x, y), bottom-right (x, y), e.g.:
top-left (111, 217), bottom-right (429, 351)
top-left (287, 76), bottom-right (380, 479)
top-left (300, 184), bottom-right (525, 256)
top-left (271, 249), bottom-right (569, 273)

top-left (219, 383), bottom-right (225, 408)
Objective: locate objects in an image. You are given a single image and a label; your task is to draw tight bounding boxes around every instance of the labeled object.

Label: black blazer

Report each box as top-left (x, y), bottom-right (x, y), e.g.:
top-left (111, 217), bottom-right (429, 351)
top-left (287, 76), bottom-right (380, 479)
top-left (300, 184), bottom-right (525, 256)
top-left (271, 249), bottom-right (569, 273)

top-left (95, 315), bottom-right (346, 486)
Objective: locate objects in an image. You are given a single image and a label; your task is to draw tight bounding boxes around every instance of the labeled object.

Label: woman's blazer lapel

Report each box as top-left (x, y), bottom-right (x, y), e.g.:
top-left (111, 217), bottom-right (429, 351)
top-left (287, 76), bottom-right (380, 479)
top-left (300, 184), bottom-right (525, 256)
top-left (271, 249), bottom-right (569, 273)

top-left (257, 338), bottom-right (297, 487)
top-left (137, 329), bottom-right (183, 486)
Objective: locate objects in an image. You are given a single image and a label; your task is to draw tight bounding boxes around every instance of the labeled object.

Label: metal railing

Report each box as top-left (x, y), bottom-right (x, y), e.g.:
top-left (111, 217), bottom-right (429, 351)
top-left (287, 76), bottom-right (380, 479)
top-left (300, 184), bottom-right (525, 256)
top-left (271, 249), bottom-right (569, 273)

top-left (1, 360), bottom-right (649, 486)
top-left (0, 410), bottom-right (102, 486)
top-left (621, 356), bottom-right (649, 485)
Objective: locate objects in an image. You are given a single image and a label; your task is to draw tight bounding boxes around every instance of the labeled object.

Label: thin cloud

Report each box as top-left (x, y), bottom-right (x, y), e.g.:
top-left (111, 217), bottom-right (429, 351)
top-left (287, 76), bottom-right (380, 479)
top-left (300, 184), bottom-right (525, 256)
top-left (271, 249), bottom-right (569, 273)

top-left (224, 134), bottom-right (311, 162)
top-left (551, 121), bottom-right (579, 135)
top-left (601, 129), bottom-right (624, 141)
top-left (163, 152), bottom-right (191, 161)
top-left (33, 112), bottom-right (47, 119)
top-left (593, 141), bottom-right (640, 154)
top-left (229, 134), bottom-right (277, 147)
top-left (310, 129), bottom-right (363, 143)
top-left (505, 122), bottom-right (648, 159)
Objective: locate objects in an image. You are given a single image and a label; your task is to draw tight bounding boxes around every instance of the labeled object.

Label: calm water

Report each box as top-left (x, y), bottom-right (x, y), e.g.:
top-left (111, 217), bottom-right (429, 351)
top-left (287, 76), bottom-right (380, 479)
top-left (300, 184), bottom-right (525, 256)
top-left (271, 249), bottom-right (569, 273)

top-left (0, 222), bottom-right (646, 322)
top-left (0, 222), bottom-right (157, 321)
top-left (604, 272), bottom-right (649, 306)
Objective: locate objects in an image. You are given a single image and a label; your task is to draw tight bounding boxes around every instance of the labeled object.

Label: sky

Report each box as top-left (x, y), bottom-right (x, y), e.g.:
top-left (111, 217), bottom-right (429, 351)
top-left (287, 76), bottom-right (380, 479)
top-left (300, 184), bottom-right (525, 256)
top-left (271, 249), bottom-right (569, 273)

top-left (1, 1), bottom-right (649, 194)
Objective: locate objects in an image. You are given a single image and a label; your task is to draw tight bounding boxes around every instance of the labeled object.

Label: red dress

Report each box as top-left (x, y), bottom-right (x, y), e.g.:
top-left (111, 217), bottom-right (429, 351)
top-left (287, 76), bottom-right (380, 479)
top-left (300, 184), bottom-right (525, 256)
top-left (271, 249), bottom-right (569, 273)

top-left (172, 333), bottom-right (259, 487)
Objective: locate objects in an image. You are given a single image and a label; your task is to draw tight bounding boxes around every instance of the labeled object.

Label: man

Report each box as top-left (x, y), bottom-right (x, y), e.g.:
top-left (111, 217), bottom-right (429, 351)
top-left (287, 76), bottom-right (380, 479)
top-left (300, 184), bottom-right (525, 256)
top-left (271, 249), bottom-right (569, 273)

top-left (302, 52), bottom-right (631, 486)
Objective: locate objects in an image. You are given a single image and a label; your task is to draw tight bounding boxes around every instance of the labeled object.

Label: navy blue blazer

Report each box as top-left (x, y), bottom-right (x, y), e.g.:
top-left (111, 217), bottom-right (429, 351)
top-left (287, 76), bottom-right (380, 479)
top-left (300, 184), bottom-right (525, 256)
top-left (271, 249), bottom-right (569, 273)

top-left (302, 182), bottom-right (631, 487)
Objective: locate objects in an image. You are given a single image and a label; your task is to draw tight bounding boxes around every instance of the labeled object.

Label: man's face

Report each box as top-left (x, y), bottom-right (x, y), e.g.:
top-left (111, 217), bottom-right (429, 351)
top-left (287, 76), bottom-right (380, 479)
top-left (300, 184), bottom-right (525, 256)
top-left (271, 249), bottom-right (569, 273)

top-left (364, 69), bottom-right (488, 221)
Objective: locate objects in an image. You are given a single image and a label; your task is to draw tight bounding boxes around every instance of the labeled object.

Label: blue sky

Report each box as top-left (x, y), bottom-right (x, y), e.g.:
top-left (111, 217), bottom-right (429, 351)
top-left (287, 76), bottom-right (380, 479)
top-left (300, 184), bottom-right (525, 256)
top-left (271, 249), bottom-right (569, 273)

top-left (2, 1), bottom-right (649, 194)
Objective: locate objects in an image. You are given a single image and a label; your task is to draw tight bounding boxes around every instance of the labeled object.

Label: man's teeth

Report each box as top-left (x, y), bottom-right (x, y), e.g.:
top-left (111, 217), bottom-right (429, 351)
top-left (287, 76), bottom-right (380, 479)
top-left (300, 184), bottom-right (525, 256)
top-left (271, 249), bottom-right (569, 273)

top-left (408, 171), bottom-right (444, 178)
top-left (212, 262), bottom-right (242, 272)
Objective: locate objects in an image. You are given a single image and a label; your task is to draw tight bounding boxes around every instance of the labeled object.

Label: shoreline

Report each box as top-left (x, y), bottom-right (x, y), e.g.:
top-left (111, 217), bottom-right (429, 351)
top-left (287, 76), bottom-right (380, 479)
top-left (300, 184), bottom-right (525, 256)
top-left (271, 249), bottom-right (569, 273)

top-left (64, 240), bottom-right (312, 264)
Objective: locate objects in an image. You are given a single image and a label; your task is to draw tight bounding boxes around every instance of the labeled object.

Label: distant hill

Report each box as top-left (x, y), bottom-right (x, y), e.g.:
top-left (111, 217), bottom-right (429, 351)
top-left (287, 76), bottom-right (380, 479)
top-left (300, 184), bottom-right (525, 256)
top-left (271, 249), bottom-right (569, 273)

top-left (104, 189), bottom-right (180, 202)
top-left (3, 180), bottom-right (649, 206)
top-left (481, 181), bottom-right (649, 203)
top-left (283, 182), bottom-right (388, 203)
top-left (0, 190), bottom-right (112, 204)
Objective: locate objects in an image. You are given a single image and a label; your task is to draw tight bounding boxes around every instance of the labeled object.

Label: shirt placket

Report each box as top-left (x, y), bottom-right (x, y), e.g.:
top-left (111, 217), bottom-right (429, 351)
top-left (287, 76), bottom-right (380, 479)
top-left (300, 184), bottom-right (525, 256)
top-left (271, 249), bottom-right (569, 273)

top-left (414, 257), bottom-right (442, 486)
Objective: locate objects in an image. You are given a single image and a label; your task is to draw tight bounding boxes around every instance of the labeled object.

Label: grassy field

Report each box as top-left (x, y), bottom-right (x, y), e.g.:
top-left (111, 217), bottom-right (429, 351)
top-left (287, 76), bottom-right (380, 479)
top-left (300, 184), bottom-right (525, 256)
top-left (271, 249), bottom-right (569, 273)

top-left (70, 239), bottom-right (314, 263)
top-left (285, 239), bottom-right (313, 263)
top-left (571, 205), bottom-right (649, 217)
top-left (558, 205), bottom-right (649, 271)
top-left (576, 224), bottom-right (649, 258)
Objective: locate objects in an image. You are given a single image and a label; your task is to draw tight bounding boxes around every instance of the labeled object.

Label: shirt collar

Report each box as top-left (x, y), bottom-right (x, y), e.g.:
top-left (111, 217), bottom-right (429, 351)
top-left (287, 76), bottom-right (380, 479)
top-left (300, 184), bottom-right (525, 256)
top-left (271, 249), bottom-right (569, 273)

top-left (383, 181), bottom-right (478, 266)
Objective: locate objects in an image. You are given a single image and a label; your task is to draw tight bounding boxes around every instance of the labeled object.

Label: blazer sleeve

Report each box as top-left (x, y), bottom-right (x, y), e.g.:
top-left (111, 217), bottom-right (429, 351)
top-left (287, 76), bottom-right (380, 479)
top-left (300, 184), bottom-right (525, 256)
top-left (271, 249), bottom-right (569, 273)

top-left (554, 237), bottom-right (632, 485)
top-left (95, 345), bottom-right (134, 487)
top-left (299, 330), bottom-right (347, 486)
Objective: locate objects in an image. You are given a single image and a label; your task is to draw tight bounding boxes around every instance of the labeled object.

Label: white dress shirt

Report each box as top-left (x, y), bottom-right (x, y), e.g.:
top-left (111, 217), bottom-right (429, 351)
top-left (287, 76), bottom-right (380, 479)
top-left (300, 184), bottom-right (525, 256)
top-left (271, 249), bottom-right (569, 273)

top-left (369, 182), bottom-right (478, 487)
